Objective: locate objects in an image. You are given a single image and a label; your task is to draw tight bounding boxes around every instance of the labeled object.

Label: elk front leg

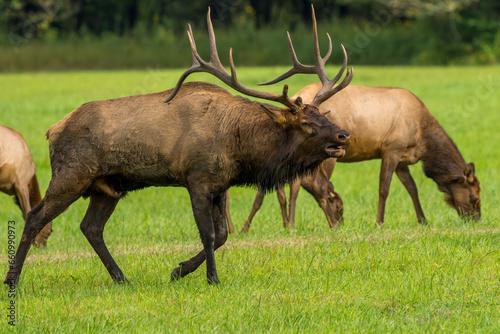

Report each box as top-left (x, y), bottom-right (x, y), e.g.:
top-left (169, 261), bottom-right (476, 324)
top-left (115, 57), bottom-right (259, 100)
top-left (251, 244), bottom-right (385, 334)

top-left (287, 179), bottom-right (301, 228)
top-left (80, 193), bottom-right (127, 283)
top-left (276, 185), bottom-right (289, 228)
top-left (225, 190), bottom-right (235, 234)
top-left (171, 189), bottom-right (228, 284)
top-left (240, 188), bottom-right (265, 233)
top-left (395, 164), bottom-right (427, 224)
top-left (377, 155), bottom-right (400, 225)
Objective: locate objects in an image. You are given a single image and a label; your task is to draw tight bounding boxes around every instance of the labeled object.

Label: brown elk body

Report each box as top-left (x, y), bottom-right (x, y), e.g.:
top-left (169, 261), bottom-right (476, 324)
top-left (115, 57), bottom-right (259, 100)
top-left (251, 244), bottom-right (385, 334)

top-left (241, 83), bottom-right (481, 230)
top-left (0, 125), bottom-right (52, 247)
top-left (5, 7), bottom-right (353, 286)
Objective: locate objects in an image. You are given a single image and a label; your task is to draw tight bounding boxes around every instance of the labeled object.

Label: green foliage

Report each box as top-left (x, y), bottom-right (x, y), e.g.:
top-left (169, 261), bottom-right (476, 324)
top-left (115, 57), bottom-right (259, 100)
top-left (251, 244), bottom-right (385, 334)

top-left (0, 0), bottom-right (499, 68)
top-left (0, 66), bottom-right (499, 332)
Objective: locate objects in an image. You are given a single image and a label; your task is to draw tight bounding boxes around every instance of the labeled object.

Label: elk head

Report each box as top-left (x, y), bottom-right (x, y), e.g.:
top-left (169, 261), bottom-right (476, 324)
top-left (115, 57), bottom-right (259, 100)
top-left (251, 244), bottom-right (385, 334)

top-left (319, 182), bottom-right (344, 227)
top-left (164, 5), bottom-right (353, 160)
top-left (442, 162), bottom-right (481, 221)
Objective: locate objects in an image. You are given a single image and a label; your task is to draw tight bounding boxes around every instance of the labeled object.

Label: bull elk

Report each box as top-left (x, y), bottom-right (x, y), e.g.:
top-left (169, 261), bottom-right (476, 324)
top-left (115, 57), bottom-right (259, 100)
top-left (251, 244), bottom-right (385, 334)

top-left (5, 6), bottom-right (352, 287)
top-left (239, 83), bottom-right (481, 230)
top-left (0, 125), bottom-right (52, 247)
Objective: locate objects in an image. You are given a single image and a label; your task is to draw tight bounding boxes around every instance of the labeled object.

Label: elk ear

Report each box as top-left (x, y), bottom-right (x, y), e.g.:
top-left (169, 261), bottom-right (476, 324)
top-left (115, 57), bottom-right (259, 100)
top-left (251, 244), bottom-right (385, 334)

top-left (327, 182), bottom-right (336, 198)
top-left (464, 162), bottom-right (476, 184)
top-left (260, 104), bottom-right (287, 124)
top-left (327, 181), bottom-right (335, 192)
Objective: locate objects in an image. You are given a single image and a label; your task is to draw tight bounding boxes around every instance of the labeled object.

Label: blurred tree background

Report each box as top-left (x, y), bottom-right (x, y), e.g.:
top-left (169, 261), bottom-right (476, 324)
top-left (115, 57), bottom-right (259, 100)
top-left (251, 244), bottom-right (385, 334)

top-left (0, 0), bottom-right (498, 71)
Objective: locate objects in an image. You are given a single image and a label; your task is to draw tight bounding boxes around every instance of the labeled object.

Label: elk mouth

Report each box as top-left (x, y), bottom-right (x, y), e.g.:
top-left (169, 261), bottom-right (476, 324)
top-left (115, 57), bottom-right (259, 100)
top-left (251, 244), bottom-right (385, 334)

top-left (325, 145), bottom-right (345, 158)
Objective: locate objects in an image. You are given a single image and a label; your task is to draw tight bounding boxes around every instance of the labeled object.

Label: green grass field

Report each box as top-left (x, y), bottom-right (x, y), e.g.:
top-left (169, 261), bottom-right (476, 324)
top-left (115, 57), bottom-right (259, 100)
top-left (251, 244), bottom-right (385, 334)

top-left (0, 66), bottom-right (499, 332)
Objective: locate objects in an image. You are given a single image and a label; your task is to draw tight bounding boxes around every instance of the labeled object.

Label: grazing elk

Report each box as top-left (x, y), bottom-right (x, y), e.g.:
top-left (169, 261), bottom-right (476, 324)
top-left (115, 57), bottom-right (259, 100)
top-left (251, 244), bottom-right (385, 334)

top-left (238, 158), bottom-right (343, 233)
top-left (0, 125), bottom-right (52, 247)
top-left (241, 83), bottom-right (481, 229)
top-left (5, 7), bottom-right (352, 287)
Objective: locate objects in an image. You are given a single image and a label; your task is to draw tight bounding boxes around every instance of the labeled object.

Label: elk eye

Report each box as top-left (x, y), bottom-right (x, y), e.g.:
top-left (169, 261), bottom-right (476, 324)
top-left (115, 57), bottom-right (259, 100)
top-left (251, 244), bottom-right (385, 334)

top-left (300, 121), bottom-right (310, 129)
top-left (471, 196), bottom-right (478, 204)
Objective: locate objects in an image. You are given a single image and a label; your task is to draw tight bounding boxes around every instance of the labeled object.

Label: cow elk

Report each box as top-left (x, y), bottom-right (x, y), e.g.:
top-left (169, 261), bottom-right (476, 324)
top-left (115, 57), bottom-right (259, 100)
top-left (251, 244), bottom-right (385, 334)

top-left (5, 7), bottom-right (352, 287)
top-left (238, 158), bottom-right (343, 233)
top-left (0, 125), bottom-right (52, 247)
top-left (240, 83), bottom-right (481, 230)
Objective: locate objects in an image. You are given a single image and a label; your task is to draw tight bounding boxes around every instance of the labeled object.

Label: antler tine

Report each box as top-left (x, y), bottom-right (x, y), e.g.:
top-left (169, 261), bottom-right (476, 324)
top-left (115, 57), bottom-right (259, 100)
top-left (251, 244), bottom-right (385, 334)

top-left (258, 4), bottom-right (352, 108)
top-left (165, 7), bottom-right (301, 111)
top-left (311, 66), bottom-right (354, 107)
top-left (206, 7), bottom-right (226, 71)
top-left (308, 44), bottom-right (348, 105)
top-left (259, 32), bottom-right (312, 86)
top-left (188, 24), bottom-right (200, 66)
top-left (258, 4), bottom-right (335, 87)
top-left (163, 25), bottom-right (203, 103)
top-left (228, 48), bottom-right (298, 111)
top-left (327, 44), bottom-right (348, 88)
top-left (323, 33), bottom-right (333, 64)
top-left (311, 5), bottom-right (330, 84)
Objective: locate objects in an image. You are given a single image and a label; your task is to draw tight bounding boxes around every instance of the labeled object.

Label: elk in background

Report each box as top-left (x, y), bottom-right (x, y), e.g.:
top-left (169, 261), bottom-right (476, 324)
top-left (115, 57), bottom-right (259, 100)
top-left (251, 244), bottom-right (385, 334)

top-left (0, 125), bottom-right (52, 247)
top-left (239, 83), bottom-right (481, 230)
top-left (5, 6), bottom-right (352, 287)
top-left (237, 158), bottom-right (343, 233)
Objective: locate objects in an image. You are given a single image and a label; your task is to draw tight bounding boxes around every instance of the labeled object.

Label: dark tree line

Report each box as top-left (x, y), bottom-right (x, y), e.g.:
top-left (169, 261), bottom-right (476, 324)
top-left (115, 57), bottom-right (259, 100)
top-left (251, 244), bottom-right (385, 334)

top-left (1, 0), bottom-right (499, 68)
top-left (2, 0), bottom-right (496, 38)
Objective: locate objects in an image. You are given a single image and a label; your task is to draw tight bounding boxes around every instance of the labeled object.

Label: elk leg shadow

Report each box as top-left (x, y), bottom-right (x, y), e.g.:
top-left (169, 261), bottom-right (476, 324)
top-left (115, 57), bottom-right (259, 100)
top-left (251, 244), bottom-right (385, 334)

top-left (80, 192), bottom-right (127, 283)
top-left (171, 190), bottom-right (228, 284)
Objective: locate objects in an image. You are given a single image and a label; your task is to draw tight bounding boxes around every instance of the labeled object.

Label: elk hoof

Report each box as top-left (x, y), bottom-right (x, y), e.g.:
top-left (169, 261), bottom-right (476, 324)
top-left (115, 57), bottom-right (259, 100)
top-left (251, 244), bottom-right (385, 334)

top-left (32, 238), bottom-right (47, 248)
top-left (110, 270), bottom-right (129, 284)
top-left (114, 277), bottom-right (130, 284)
top-left (207, 276), bottom-right (220, 285)
top-left (4, 274), bottom-right (19, 288)
top-left (170, 267), bottom-right (181, 281)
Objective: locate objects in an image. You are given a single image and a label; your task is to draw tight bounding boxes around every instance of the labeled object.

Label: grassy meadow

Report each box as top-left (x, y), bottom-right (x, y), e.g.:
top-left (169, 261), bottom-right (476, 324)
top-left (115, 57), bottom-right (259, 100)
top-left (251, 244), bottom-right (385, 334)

top-left (0, 65), bottom-right (499, 332)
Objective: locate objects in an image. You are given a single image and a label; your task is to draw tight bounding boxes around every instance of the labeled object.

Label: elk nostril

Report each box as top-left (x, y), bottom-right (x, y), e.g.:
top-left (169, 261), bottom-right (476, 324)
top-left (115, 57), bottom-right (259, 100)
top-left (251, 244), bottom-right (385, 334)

top-left (337, 131), bottom-right (350, 142)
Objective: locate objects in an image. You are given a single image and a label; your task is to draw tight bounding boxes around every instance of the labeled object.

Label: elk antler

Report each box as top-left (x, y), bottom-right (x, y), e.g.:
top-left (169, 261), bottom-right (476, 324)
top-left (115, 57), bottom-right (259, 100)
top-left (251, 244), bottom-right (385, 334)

top-left (164, 8), bottom-right (302, 112)
top-left (259, 5), bottom-right (354, 108)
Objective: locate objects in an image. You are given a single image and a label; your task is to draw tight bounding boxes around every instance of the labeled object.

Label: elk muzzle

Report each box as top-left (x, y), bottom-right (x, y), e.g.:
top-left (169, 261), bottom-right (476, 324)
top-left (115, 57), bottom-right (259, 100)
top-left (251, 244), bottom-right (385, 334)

top-left (326, 129), bottom-right (350, 158)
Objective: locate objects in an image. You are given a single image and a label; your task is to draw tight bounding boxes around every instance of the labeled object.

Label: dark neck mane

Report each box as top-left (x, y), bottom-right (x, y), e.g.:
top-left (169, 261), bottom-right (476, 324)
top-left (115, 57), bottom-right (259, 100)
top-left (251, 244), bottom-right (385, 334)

top-left (421, 124), bottom-right (466, 185)
top-left (228, 100), bottom-right (322, 191)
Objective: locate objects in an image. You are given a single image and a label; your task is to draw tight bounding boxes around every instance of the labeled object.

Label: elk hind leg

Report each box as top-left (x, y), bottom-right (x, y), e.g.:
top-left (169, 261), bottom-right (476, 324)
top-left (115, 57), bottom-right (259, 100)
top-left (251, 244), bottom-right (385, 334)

top-left (16, 184), bottom-right (52, 247)
top-left (80, 192), bottom-right (126, 283)
top-left (5, 181), bottom-right (85, 287)
top-left (171, 190), bottom-right (228, 284)
top-left (276, 185), bottom-right (289, 228)
top-left (395, 164), bottom-right (426, 224)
